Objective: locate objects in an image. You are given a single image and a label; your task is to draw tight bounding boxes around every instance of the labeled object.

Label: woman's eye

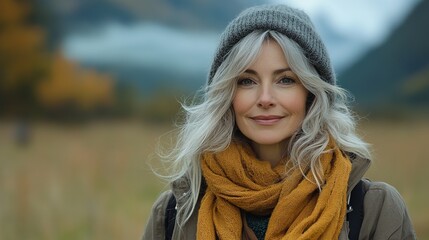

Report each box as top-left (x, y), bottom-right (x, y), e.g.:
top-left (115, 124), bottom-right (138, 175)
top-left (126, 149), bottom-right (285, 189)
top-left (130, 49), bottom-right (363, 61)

top-left (237, 78), bottom-right (255, 86)
top-left (278, 77), bottom-right (296, 85)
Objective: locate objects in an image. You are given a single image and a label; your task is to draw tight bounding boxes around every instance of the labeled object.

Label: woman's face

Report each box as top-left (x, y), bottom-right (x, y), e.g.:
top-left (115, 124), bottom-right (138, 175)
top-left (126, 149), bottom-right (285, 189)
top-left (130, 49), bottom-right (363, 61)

top-left (232, 39), bottom-right (308, 149)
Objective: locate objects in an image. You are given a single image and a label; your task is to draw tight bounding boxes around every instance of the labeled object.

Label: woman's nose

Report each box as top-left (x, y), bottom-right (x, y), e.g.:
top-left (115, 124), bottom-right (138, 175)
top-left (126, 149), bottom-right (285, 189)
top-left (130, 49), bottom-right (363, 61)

top-left (257, 84), bottom-right (275, 108)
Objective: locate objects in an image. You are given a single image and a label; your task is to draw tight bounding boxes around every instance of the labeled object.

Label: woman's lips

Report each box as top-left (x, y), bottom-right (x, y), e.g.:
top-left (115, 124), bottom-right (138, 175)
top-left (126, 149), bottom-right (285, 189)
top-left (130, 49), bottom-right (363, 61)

top-left (250, 115), bottom-right (284, 125)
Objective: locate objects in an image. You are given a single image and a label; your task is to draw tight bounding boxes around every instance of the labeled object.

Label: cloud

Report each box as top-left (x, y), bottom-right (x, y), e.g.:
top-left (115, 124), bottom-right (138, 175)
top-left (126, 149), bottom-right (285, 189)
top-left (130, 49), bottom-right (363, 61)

top-left (63, 22), bottom-right (220, 74)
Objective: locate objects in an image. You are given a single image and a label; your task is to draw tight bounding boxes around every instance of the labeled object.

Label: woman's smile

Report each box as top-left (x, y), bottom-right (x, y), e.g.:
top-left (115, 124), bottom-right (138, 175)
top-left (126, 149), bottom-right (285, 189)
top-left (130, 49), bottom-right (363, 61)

top-left (250, 115), bottom-right (285, 125)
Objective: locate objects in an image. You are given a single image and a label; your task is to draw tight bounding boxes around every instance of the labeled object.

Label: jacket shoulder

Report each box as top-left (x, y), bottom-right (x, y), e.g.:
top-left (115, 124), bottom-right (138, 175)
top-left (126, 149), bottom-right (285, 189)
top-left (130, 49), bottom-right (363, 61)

top-left (141, 190), bottom-right (173, 240)
top-left (360, 179), bottom-right (416, 239)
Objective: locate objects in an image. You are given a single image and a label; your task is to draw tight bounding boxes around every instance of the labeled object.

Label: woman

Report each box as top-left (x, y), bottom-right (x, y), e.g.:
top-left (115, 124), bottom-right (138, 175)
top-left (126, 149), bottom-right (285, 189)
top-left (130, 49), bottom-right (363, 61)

top-left (142, 4), bottom-right (416, 240)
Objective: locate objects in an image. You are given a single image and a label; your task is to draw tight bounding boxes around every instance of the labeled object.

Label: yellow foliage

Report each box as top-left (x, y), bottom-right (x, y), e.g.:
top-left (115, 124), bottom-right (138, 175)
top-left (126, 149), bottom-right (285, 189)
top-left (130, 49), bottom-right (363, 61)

top-left (0, 0), bottom-right (30, 24)
top-left (37, 53), bottom-right (115, 111)
top-left (0, 0), bottom-right (116, 116)
top-left (0, 0), bottom-right (48, 90)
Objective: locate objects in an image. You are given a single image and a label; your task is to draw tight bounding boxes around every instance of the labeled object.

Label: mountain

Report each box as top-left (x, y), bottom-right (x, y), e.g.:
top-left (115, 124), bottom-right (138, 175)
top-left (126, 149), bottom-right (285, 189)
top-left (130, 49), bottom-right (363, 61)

top-left (40, 0), bottom-right (264, 32)
top-left (123, 0), bottom-right (264, 30)
top-left (339, 0), bottom-right (429, 112)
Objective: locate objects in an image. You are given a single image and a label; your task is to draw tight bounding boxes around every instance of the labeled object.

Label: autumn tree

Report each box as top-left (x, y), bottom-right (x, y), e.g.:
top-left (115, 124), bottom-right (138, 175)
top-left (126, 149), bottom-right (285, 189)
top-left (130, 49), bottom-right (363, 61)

top-left (1, 0), bottom-right (116, 120)
top-left (37, 53), bottom-right (115, 117)
top-left (0, 0), bottom-right (49, 116)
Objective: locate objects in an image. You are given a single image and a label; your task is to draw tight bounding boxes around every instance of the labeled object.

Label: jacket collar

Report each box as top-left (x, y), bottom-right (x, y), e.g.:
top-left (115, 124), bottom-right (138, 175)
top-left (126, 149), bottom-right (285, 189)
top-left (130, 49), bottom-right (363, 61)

top-left (347, 153), bottom-right (371, 194)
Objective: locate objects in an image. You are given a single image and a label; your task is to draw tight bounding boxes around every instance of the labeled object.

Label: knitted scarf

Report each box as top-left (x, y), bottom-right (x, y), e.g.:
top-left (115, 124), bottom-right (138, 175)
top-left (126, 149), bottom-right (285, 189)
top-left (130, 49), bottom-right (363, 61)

top-left (197, 140), bottom-right (352, 240)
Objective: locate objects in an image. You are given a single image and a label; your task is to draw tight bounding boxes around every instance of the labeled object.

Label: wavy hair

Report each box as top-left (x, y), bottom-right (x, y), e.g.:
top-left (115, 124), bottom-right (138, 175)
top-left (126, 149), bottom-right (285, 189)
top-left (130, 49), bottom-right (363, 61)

top-left (156, 30), bottom-right (371, 226)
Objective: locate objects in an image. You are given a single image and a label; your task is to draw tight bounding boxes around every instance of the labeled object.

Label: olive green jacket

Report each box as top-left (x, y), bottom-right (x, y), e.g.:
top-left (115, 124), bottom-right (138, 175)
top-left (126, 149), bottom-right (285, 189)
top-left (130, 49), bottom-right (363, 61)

top-left (142, 155), bottom-right (416, 239)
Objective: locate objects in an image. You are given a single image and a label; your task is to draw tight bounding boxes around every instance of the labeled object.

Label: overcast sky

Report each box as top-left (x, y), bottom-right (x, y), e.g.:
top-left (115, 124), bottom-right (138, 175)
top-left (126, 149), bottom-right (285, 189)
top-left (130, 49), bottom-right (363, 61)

top-left (64, 0), bottom-right (421, 75)
top-left (273, 0), bottom-right (421, 70)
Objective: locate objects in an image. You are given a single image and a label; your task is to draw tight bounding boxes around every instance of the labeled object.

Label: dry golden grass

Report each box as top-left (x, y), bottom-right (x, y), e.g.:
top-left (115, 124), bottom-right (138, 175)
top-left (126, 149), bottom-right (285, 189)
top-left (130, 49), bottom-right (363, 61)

top-left (0, 119), bottom-right (427, 239)
top-left (359, 119), bottom-right (429, 238)
top-left (0, 120), bottom-right (169, 240)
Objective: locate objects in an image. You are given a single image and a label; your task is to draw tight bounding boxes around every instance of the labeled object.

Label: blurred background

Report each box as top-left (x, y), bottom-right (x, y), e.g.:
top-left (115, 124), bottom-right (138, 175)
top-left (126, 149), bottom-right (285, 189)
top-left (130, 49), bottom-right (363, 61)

top-left (0, 0), bottom-right (428, 239)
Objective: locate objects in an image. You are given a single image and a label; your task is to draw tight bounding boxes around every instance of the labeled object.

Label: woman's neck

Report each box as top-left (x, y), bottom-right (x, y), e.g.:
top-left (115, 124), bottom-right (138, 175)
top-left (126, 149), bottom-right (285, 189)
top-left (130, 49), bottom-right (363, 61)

top-left (251, 141), bottom-right (288, 167)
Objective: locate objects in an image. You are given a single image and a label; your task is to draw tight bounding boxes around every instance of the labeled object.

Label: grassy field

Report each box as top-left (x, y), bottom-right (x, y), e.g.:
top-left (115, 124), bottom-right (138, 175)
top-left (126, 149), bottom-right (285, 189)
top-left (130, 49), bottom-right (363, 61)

top-left (0, 119), bottom-right (428, 239)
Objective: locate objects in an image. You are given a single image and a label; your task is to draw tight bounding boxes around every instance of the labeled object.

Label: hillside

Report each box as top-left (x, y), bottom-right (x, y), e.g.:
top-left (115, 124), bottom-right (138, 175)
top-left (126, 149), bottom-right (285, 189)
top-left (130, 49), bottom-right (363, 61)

top-left (40, 0), bottom-right (264, 32)
top-left (339, 0), bottom-right (429, 112)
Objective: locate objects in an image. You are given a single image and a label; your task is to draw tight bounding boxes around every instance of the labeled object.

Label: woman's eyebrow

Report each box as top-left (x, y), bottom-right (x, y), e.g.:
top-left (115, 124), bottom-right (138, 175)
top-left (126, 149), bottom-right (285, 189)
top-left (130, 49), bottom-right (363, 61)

top-left (273, 68), bottom-right (292, 75)
top-left (244, 67), bottom-right (293, 75)
top-left (243, 69), bottom-right (258, 75)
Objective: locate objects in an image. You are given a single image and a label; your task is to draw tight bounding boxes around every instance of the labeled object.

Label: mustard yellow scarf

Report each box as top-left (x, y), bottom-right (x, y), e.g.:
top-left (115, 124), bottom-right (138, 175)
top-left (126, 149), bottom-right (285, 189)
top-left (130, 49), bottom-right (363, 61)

top-left (197, 140), bottom-right (352, 240)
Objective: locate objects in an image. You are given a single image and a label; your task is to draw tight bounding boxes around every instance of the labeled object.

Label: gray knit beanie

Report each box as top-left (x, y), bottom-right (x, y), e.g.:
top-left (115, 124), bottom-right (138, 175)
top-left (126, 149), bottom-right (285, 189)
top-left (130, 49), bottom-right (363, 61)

top-left (208, 4), bottom-right (335, 85)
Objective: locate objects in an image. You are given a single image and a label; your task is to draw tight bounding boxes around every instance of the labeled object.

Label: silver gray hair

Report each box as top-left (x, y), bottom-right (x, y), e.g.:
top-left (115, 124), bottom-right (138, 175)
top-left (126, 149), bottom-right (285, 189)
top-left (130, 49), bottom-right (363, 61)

top-left (156, 30), bottom-right (371, 226)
